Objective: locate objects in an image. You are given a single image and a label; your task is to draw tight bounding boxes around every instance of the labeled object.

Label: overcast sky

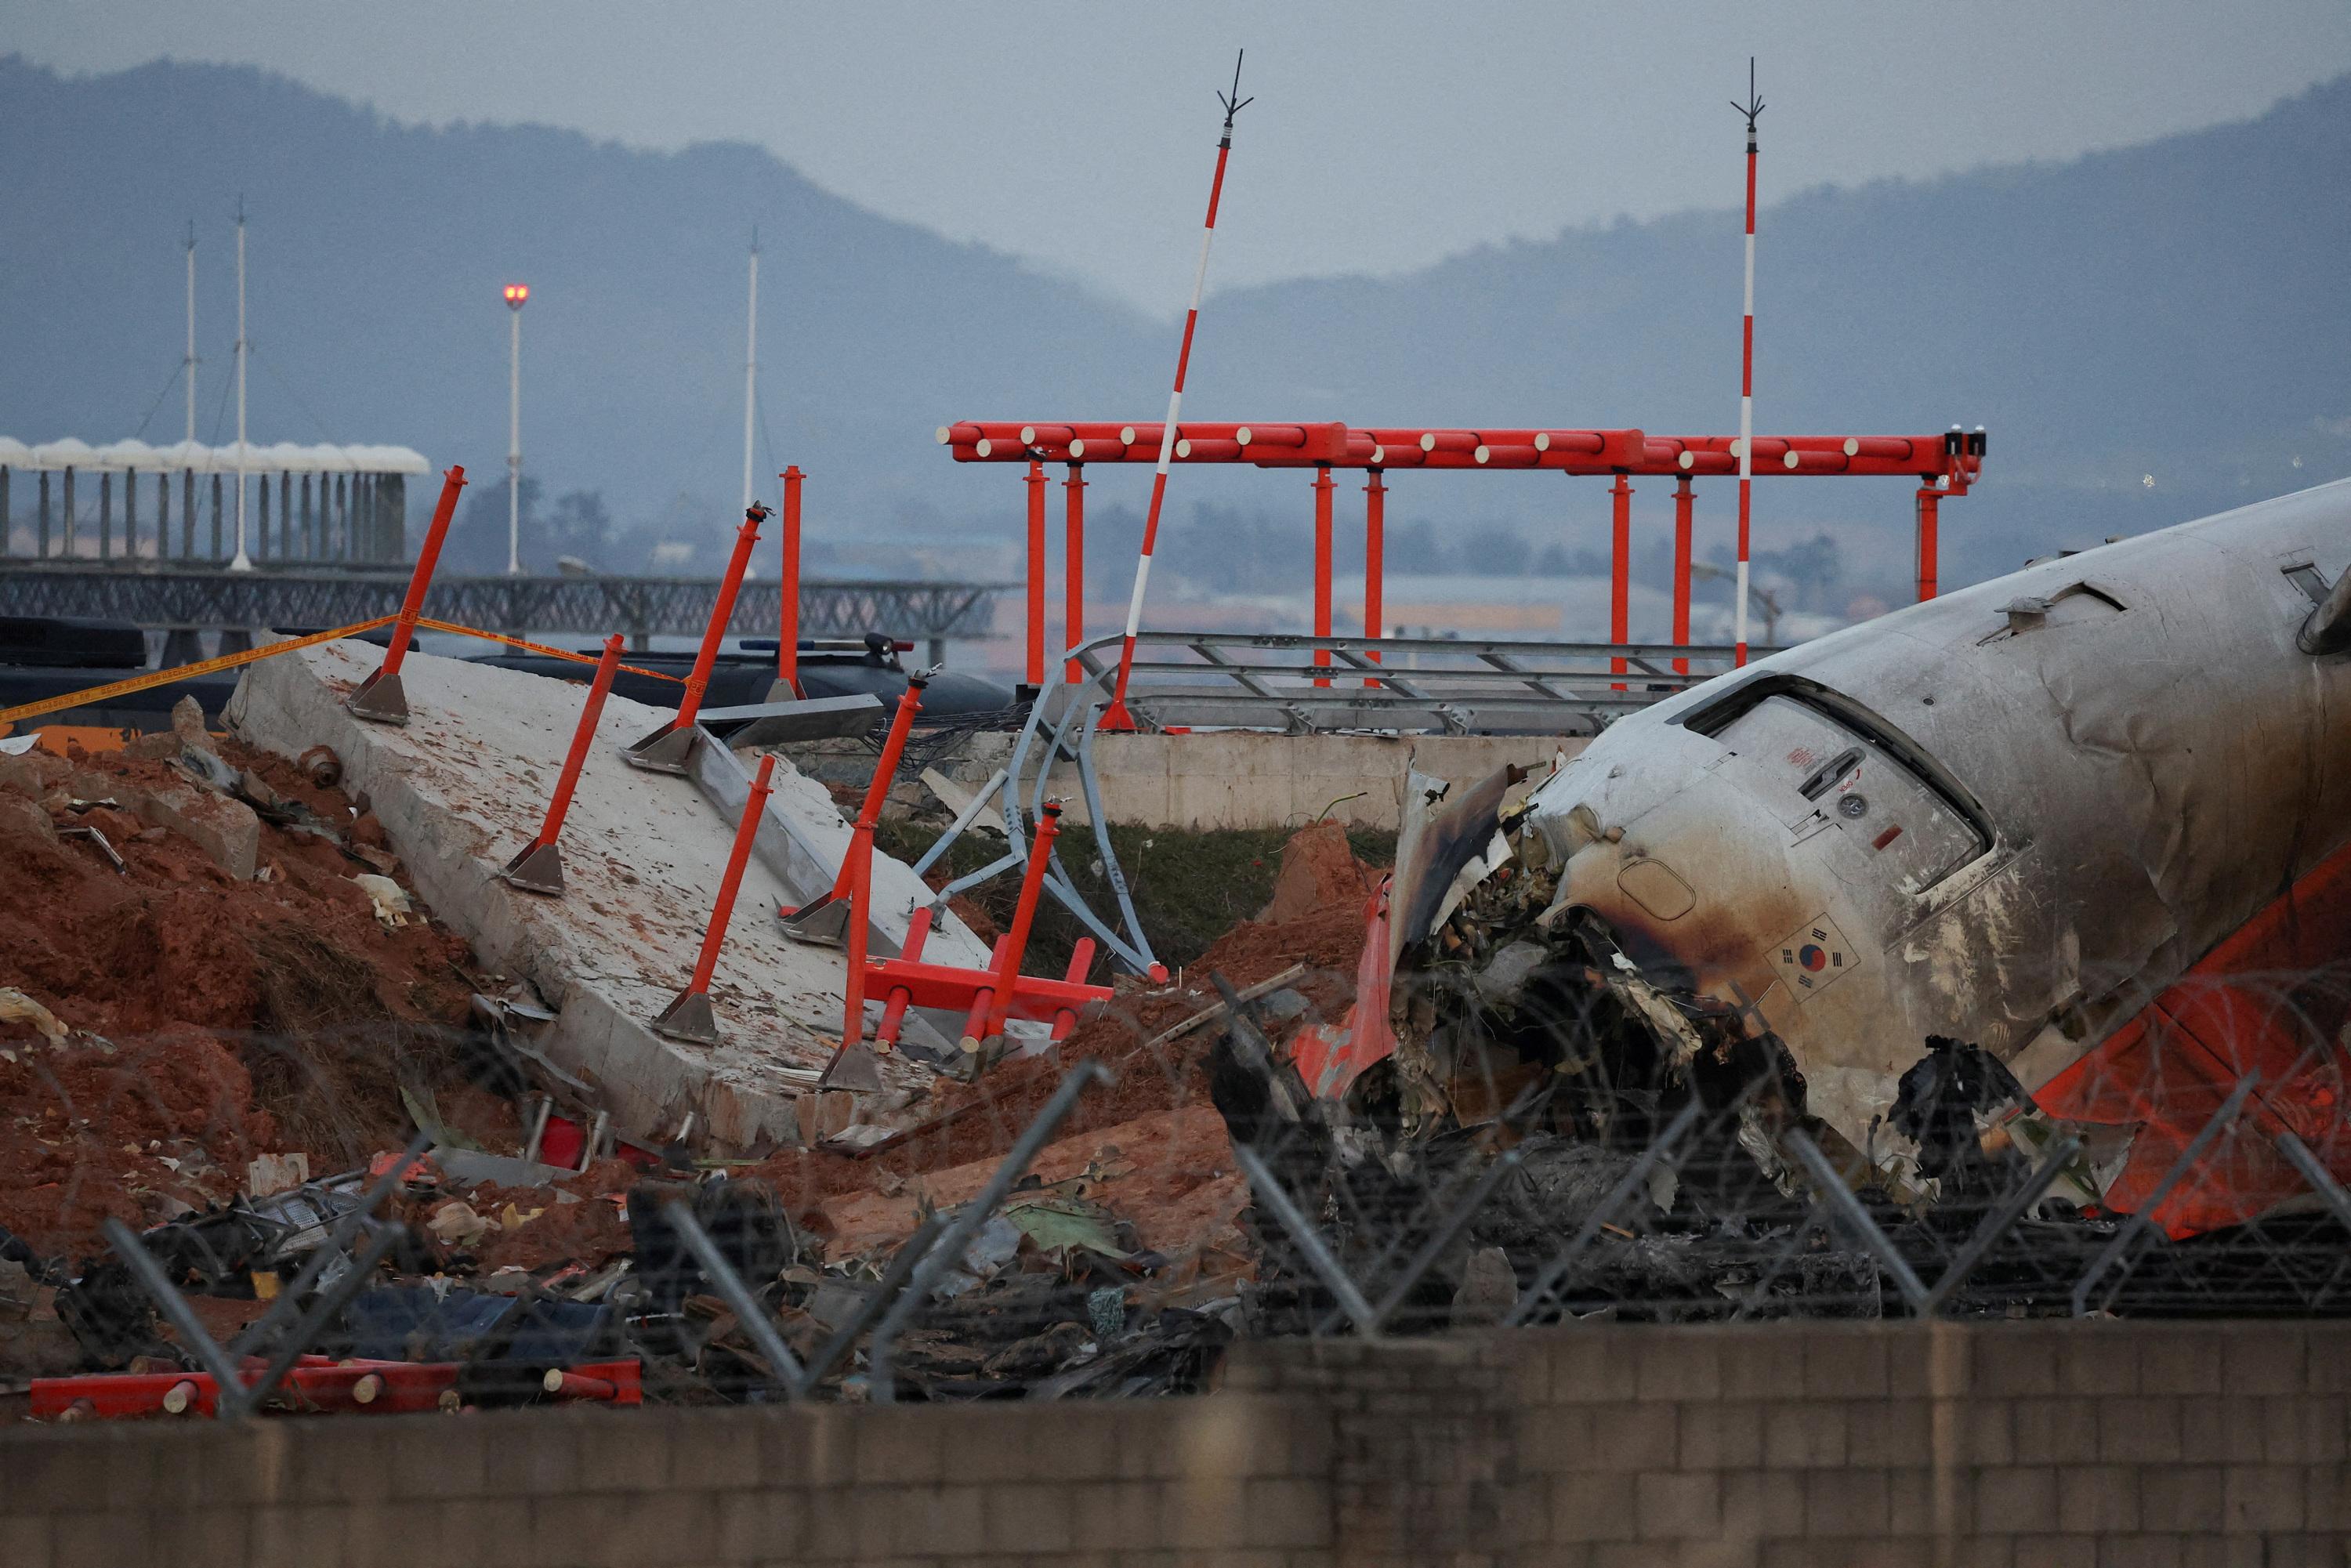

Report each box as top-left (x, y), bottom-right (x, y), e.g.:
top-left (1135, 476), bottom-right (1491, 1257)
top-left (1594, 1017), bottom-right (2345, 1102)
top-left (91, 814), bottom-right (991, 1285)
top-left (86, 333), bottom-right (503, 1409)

top-left (11, 1), bottom-right (2351, 313)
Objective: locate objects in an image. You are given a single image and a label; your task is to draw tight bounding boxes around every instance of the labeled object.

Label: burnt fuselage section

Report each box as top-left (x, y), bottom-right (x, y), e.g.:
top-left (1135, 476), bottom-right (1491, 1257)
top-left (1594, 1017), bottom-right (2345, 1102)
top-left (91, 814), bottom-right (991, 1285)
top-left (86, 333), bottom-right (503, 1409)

top-left (1517, 480), bottom-right (2351, 1204)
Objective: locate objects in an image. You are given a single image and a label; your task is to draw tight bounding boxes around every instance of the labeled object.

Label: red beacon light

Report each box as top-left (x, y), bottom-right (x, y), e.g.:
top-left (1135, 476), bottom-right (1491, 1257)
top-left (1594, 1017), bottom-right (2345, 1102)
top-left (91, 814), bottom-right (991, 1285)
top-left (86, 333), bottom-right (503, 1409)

top-left (503, 283), bottom-right (530, 309)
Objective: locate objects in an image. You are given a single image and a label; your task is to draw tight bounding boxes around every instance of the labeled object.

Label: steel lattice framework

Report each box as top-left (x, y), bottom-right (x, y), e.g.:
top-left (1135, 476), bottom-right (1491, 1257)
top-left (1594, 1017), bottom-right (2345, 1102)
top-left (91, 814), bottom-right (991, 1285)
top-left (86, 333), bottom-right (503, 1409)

top-left (0, 564), bottom-right (1005, 644)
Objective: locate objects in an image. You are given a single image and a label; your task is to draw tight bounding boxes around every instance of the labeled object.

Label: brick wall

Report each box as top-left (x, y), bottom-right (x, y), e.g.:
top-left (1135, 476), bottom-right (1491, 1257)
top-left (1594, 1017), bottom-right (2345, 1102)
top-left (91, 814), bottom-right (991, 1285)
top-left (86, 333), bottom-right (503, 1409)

top-left (0, 1393), bottom-right (1334, 1568)
top-left (4, 1320), bottom-right (2346, 1567)
top-left (1227, 1318), bottom-right (2351, 1566)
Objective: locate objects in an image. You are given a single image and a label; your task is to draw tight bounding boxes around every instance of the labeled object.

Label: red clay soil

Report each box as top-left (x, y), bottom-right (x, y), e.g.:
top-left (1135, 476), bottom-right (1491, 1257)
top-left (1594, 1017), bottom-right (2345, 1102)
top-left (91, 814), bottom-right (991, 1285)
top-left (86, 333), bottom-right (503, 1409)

top-left (2, 732), bottom-right (1377, 1285)
top-left (733, 823), bottom-right (1386, 1245)
top-left (0, 736), bottom-right (486, 1262)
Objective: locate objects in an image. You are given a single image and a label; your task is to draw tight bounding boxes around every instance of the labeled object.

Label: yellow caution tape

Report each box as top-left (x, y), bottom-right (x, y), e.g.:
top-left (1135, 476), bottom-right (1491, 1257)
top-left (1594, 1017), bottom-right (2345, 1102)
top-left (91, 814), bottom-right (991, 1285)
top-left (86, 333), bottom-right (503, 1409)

top-left (410, 619), bottom-right (683, 683)
top-left (0, 615), bottom-right (692, 733)
top-left (0, 616), bottom-right (398, 729)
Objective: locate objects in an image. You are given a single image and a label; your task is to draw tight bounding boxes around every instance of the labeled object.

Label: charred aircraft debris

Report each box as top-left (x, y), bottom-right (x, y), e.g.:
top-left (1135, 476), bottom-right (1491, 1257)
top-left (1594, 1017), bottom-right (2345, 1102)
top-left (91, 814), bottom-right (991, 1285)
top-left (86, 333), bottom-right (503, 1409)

top-left (1226, 480), bottom-right (2351, 1324)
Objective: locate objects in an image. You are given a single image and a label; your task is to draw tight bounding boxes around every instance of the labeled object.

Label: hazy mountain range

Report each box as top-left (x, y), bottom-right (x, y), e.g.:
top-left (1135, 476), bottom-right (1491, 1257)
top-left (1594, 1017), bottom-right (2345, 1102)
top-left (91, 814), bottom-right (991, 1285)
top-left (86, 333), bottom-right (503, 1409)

top-left (2, 54), bottom-right (2344, 599)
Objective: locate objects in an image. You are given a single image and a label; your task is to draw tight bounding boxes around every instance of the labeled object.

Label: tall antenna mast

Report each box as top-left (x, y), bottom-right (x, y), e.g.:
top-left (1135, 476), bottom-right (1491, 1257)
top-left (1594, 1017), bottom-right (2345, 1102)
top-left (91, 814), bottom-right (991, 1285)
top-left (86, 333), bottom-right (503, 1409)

top-left (230, 196), bottom-right (252, 571)
top-left (1103, 49), bottom-right (1252, 726)
top-left (741, 226), bottom-right (760, 516)
top-left (1730, 60), bottom-right (1764, 664)
top-left (184, 223), bottom-right (197, 447)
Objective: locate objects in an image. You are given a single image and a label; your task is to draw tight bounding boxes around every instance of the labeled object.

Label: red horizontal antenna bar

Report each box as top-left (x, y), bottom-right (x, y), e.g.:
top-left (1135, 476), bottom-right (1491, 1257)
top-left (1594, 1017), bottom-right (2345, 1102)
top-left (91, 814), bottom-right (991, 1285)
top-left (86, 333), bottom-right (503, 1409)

top-left (944, 422), bottom-right (1983, 480)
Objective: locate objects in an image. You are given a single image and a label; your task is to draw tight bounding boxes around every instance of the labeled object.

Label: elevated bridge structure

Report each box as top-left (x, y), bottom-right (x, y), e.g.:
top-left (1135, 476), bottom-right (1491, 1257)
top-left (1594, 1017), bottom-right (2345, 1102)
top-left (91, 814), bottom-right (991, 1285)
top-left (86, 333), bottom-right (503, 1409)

top-left (0, 562), bottom-right (1004, 665)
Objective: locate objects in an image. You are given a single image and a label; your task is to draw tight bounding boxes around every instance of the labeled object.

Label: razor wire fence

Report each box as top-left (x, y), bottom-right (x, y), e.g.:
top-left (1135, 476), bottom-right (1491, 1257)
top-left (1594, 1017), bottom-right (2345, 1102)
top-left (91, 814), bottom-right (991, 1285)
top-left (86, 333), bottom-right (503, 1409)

top-left (6, 951), bottom-right (2351, 1421)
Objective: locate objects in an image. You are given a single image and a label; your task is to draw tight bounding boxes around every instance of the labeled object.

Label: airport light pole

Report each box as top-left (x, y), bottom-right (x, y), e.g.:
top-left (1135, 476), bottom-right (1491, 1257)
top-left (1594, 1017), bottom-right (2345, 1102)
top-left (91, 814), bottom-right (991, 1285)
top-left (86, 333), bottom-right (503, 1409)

top-left (230, 198), bottom-right (252, 572)
top-left (184, 223), bottom-right (197, 449)
top-left (741, 231), bottom-right (759, 516)
top-left (504, 283), bottom-right (528, 574)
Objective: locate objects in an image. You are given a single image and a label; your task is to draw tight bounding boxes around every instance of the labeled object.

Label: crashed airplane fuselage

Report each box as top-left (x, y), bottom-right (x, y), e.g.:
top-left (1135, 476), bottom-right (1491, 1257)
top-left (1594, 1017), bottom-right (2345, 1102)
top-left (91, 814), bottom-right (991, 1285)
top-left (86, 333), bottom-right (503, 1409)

top-left (1342, 479), bottom-right (2351, 1235)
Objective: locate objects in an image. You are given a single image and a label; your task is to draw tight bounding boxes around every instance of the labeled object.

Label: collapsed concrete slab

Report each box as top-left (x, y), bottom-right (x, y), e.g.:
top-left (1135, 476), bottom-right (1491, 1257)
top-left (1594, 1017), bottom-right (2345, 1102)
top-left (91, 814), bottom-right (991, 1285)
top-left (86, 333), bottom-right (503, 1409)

top-left (226, 637), bottom-right (991, 1156)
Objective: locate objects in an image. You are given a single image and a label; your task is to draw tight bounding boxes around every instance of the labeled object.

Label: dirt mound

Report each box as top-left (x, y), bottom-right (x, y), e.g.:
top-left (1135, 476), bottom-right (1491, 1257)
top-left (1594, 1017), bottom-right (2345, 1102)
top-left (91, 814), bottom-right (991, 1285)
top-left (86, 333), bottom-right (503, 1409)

top-left (1258, 817), bottom-right (1372, 925)
top-left (0, 733), bottom-right (487, 1258)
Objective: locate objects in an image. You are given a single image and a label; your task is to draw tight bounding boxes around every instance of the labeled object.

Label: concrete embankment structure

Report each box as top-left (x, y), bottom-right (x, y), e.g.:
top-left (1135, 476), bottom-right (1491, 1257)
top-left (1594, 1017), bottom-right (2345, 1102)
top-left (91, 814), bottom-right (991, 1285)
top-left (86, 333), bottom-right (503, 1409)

top-left (795, 730), bottom-right (1585, 834)
top-left (226, 636), bottom-right (990, 1155)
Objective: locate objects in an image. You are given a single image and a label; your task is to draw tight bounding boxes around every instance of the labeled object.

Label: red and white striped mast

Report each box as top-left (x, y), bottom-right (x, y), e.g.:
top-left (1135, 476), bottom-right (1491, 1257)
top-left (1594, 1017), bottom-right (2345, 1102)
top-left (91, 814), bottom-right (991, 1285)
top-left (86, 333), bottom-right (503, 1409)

top-left (1103, 52), bottom-right (1252, 729)
top-left (1731, 60), bottom-right (1765, 667)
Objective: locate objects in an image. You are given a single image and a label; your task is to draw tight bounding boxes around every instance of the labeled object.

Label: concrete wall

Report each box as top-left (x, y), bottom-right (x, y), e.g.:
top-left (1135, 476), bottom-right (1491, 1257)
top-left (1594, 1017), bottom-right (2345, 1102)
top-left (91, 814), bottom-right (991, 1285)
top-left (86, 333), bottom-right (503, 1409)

top-left (7, 1320), bottom-right (2347, 1566)
top-left (792, 730), bottom-right (1581, 833)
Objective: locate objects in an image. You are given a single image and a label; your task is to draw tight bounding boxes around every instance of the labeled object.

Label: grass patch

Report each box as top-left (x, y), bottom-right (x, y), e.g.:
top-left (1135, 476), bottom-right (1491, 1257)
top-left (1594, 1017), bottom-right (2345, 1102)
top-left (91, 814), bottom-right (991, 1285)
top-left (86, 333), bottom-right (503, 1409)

top-left (873, 817), bottom-right (1395, 980)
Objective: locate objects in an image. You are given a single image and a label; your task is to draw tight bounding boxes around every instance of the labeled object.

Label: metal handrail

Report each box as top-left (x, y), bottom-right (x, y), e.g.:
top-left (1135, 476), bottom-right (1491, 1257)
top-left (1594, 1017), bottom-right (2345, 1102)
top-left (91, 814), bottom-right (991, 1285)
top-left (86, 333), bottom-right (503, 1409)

top-left (1057, 628), bottom-right (1776, 735)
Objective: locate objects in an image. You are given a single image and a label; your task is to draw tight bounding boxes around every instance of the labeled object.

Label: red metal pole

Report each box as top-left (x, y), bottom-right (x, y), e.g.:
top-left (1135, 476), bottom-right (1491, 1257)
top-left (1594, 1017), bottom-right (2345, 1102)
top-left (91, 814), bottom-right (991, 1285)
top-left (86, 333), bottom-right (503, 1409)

top-left (825, 679), bottom-right (928, 1052)
top-left (982, 802), bottom-right (1063, 1041)
top-left (1104, 60), bottom-right (1252, 728)
top-left (379, 465), bottom-right (464, 679)
top-left (840, 809), bottom-right (873, 1056)
top-left (536, 635), bottom-right (622, 846)
top-left (1672, 476), bottom-right (1694, 676)
top-left (777, 468), bottom-right (802, 696)
top-left (1363, 469), bottom-right (1386, 687)
top-left (1915, 486), bottom-right (1941, 602)
top-left (1313, 464), bottom-right (1333, 686)
top-left (1610, 473), bottom-right (1632, 686)
top-left (1063, 463), bottom-right (1086, 684)
top-left (875, 905), bottom-right (933, 1049)
top-left (1052, 937), bottom-right (1097, 1041)
top-left (677, 504), bottom-right (766, 732)
top-left (684, 753), bottom-right (775, 998)
top-left (823, 676), bottom-right (926, 903)
top-left (960, 936), bottom-right (1010, 1048)
top-left (1024, 459), bottom-right (1046, 688)
top-left (348, 465), bottom-right (465, 719)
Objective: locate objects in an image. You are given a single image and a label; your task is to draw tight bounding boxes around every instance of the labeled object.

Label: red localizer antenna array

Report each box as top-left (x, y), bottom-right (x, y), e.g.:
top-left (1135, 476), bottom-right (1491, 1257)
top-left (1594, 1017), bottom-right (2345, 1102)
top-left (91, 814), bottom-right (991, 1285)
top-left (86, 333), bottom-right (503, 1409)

top-left (1103, 51), bottom-right (1252, 729)
top-left (1732, 61), bottom-right (1766, 668)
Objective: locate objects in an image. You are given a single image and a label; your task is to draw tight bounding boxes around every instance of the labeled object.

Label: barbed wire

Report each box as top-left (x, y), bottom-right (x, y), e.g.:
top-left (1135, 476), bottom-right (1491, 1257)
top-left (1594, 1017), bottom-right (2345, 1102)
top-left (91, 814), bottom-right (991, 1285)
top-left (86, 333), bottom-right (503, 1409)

top-left (7, 922), bottom-right (2349, 1420)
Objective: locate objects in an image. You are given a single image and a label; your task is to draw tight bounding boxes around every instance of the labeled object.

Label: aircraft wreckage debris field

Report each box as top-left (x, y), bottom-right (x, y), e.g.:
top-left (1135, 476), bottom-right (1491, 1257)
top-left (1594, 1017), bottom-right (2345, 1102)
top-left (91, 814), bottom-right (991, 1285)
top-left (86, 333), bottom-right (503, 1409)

top-left (2, 469), bottom-right (2349, 1441)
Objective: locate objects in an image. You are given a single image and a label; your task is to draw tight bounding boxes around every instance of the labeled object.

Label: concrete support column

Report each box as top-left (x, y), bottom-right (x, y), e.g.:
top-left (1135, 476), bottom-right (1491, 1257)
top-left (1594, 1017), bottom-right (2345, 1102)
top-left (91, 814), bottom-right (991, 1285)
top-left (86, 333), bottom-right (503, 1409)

top-left (182, 470), bottom-right (195, 558)
top-left (125, 466), bottom-right (139, 558)
top-left (211, 473), bottom-right (223, 559)
top-left (257, 467), bottom-right (270, 561)
top-left (63, 468), bottom-right (76, 557)
top-left (381, 473), bottom-right (405, 559)
top-left (38, 472), bottom-right (52, 557)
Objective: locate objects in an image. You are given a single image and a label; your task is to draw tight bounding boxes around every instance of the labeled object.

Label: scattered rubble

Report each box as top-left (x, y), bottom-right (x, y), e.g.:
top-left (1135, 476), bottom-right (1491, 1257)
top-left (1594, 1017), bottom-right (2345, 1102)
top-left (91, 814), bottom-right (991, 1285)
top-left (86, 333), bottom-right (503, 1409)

top-left (0, 716), bottom-right (1384, 1418)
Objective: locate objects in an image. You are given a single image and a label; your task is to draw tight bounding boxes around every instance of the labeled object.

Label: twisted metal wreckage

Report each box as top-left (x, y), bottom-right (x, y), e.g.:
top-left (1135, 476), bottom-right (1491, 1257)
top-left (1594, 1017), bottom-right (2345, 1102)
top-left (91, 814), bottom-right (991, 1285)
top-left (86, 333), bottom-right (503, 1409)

top-left (1238, 478), bottom-right (2351, 1307)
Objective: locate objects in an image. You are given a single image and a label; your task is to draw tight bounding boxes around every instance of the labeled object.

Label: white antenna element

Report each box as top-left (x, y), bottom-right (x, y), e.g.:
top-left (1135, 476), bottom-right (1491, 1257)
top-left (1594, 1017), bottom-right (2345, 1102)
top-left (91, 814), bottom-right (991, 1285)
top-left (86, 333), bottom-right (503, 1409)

top-left (1730, 62), bottom-right (1765, 665)
top-left (741, 230), bottom-right (759, 516)
top-left (230, 199), bottom-right (252, 572)
top-left (184, 223), bottom-right (197, 447)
